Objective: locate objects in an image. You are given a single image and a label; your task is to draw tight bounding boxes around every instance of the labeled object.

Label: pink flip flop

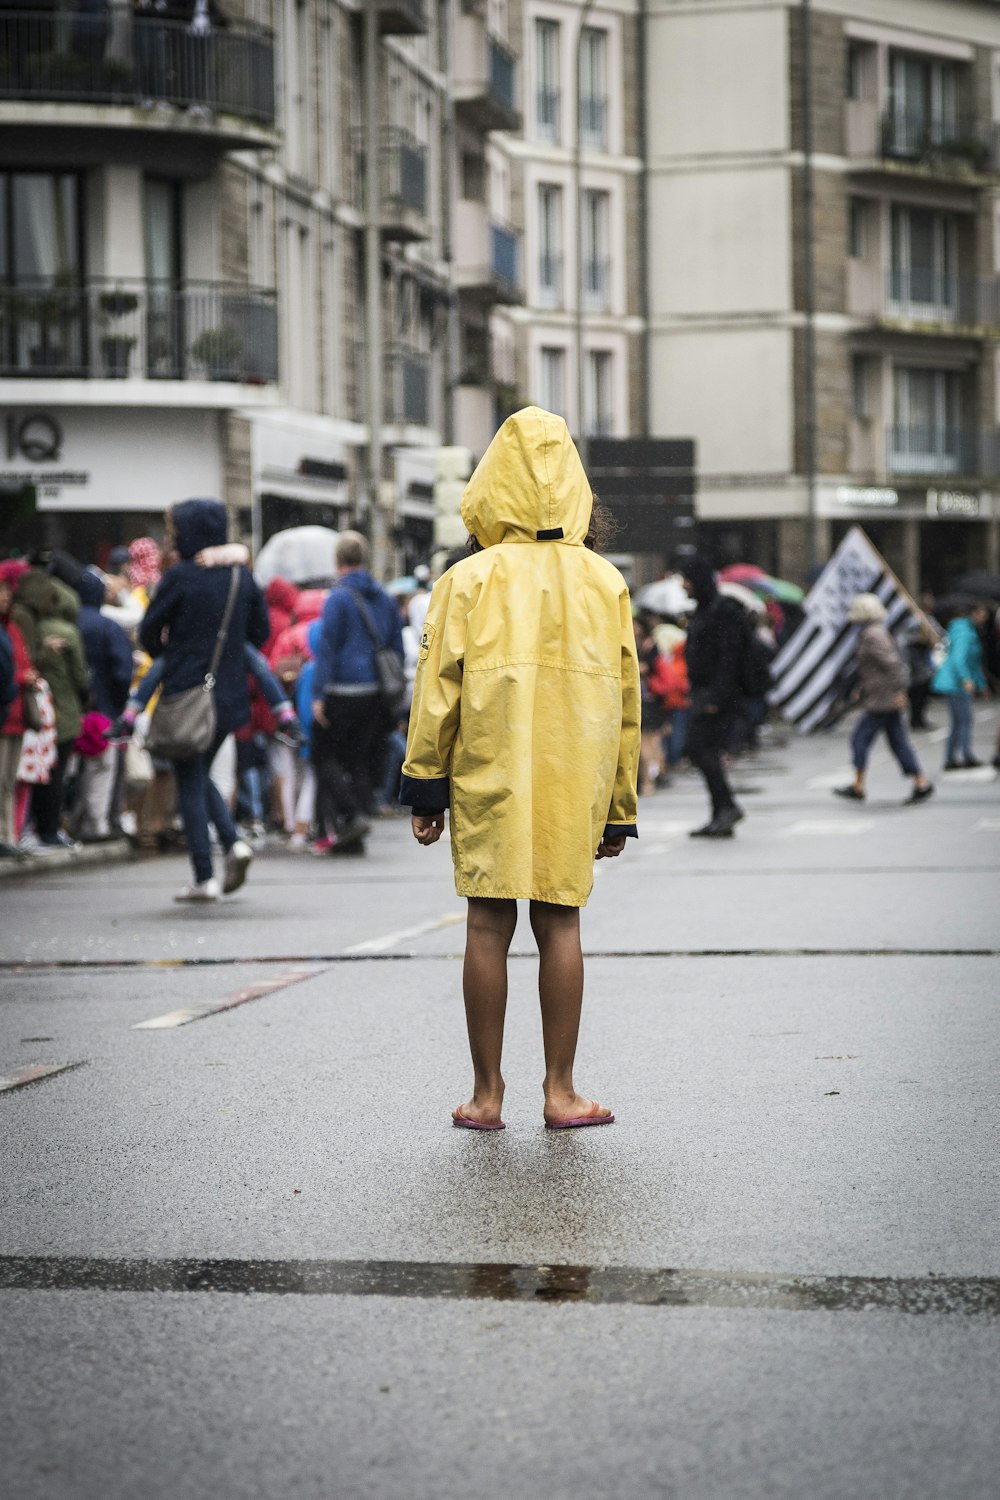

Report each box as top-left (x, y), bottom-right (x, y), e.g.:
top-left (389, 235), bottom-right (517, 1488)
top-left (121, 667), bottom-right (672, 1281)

top-left (452, 1107), bottom-right (506, 1131)
top-left (545, 1101), bottom-right (615, 1130)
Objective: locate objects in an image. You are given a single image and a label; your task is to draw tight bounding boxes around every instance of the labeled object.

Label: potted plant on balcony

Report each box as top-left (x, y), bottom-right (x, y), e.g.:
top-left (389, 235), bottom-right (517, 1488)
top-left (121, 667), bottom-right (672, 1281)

top-left (191, 325), bottom-right (244, 380)
top-left (98, 288), bottom-right (139, 378)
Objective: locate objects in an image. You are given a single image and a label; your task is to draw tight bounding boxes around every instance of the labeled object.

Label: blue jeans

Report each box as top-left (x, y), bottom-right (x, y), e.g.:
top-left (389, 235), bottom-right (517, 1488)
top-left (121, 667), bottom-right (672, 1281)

top-left (665, 707), bottom-right (690, 766)
top-left (173, 730), bottom-right (237, 883)
top-left (851, 711), bottom-right (921, 777)
top-left (944, 693), bottom-right (974, 765)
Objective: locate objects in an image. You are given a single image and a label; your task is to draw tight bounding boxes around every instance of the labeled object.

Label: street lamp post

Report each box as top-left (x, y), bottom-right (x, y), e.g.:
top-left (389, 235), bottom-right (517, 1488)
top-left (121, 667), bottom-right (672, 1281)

top-left (574, 0), bottom-right (597, 467)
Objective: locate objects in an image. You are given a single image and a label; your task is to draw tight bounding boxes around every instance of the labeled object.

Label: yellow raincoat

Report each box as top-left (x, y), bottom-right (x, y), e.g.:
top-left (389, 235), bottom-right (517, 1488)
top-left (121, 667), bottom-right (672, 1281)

top-left (400, 407), bottom-right (640, 906)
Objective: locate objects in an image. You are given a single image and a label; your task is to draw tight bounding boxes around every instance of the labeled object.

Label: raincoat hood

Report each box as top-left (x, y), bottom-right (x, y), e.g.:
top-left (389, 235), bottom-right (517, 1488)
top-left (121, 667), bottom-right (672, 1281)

top-left (266, 577), bottom-right (299, 615)
top-left (76, 569), bottom-right (107, 608)
top-left (12, 568), bottom-right (59, 620)
top-left (677, 555), bottom-right (717, 608)
top-left (460, 407), bottom-right (592, 549)
top-left (50, 575), bottom-right (81, 624)
top-left (0, 559), bottom-right (30, 593)
top-left (171, 498), bottom-right (228, 559)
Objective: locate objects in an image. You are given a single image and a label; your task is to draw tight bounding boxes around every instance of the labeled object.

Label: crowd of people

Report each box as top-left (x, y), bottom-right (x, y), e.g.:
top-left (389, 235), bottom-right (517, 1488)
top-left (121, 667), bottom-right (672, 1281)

top-left (1, 490), bottom-right (998, 885)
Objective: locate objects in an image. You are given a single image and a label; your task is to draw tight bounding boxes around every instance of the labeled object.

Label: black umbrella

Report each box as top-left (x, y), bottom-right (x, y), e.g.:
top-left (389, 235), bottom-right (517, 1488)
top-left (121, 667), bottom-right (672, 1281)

top-left (955, 570), bottom-right (1000, 601)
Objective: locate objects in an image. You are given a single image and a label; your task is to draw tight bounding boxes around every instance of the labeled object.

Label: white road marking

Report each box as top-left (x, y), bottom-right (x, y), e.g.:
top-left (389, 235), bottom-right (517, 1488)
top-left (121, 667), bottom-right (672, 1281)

top-left (806, 770), bottom-right (859, 789)
top-left (939, 767), bottom-right (997, 783)
top-left (341, 911), bottom-right (466, 956)
top-left (977, 818), bottom-right (1000, 831)
top-left (0, 1061), bottom-right (85, 1093)
top-left (928, 728), bottom-right (949, 742)
top-left (132, 967), bottom-right (321, 1030)
top-left (780, 820), bottom-right (874, 837)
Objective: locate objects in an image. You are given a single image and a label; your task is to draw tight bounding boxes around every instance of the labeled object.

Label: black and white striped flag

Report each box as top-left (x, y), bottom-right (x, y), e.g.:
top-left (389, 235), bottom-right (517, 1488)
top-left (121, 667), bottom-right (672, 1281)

top-left (768, 526), bottom-right (921, 732)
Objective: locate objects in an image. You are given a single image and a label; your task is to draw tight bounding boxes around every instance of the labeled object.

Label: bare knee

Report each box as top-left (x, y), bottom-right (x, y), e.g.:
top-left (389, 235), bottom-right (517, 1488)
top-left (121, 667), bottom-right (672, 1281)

top-left (467, 897), bottom-right (518, 946)
top-left (529, 900), bottom-right (580, 948)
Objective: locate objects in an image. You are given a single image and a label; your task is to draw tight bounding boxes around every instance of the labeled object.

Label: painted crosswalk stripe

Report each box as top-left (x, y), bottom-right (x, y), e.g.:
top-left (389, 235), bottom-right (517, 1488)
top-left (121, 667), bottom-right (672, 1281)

top-left (978, 818), bottom-right (1000, 832)
top-left (342, 911), bottom-right (466, 956)
top-left (132, 967), bottom-right (321, 1030)
top-left (0, 1061), bottom-right (85, 1093)
top-left (780, 820), bottom-right (874, 837)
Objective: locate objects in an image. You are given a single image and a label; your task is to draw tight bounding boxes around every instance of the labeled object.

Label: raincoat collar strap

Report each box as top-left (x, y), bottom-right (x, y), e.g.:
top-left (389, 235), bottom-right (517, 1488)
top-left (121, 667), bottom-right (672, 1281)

top-left (536, 528), bottom-right (564, 541)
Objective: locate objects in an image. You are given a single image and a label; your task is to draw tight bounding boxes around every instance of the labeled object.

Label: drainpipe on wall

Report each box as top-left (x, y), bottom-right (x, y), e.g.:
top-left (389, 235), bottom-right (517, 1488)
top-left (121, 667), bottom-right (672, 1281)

top-left (440, 0), bottom-right (457, 448)
top-left (574, 0), bottom-right (597, 468)
top-left (800, 0), bottom-right (819, 570)
top-left (638, 0), bottom-right (649, 439)
top-left (364, 0), bottom-right (388, 573)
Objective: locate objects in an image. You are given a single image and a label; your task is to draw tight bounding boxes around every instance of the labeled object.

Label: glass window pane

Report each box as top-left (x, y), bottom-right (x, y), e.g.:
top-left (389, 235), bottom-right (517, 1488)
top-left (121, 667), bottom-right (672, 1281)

top-left (12, 174), bottom-right (78, 282)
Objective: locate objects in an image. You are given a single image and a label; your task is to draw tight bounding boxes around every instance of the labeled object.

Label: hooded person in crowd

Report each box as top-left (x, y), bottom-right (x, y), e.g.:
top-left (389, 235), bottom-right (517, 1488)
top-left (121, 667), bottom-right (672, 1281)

top-left (140, 498), bottom-right (269, 901)
top-left (834, 593), bottom-right (934, 805)
top-left (71, 567), bottom-right (134, 840)
top-left (400, 407), bottom-right (640, 1131)
top-left (0, 561), bottom-right (38, 854)
top-left (15, 571), bottom-right (90, 847)
top-left (675, 553), bottom-right (745, 838)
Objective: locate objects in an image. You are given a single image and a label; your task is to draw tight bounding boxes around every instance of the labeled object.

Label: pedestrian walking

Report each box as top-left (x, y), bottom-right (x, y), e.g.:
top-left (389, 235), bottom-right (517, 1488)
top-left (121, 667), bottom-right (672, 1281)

top-left (139, 499), bottom-right (269, 902)
top-left (834, 594), bottom-right (934, 805)
top-left (932, 602), bottom-right (989, 770)
top-left (16, 573), bottom-right (89, 849)
top-left (675, 554), bottom-right (745, 837)
top-left (310, 531), bottom-right (403, 854)
top-left (400, 407), bottom-right (640, 1131)
top-left (71, 567), bottom-right (133, 840)
top-left (0, 563), bottom-right (38, 856)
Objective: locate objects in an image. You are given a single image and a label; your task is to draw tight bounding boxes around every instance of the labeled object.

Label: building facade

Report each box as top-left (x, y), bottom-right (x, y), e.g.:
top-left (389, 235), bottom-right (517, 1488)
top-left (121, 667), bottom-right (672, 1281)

top-left (646, 0), bottom-right (1000, 592)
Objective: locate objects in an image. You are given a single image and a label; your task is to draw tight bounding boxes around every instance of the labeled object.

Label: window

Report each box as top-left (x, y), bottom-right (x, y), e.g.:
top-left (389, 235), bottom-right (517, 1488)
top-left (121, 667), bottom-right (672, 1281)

top-left (851, 354), bottom-right (871, 421)
top-left (582, 188), bottom-right (610, 310)
top-left (889, 205), bottom-right (957, 313)
top-left (585, 350), bottom-right (613, 437)
top-left (144, 178), bottom-right (182, 376)
top-left (535, 19), bottom-right (560, 142)
top-left (537, 183), bottom-right (563, 306)
top-left (0, 172), bottom-right (83, 374)
top-left (579, 27), bottom-right (608, 150)
top-left (847, 42), bottom-right (873, 102)
top-left (539, 345), bottom-right (566, 417)
top-left (888, 52), bottom-right (960, 156)
top-left (892, 367), bottom-right (963, 472)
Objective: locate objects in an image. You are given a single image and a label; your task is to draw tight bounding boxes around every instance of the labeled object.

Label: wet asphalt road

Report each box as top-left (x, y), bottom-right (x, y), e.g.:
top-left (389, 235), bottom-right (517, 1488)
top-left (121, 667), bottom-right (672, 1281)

top-left (1, 714), bottom-right (999, 1500)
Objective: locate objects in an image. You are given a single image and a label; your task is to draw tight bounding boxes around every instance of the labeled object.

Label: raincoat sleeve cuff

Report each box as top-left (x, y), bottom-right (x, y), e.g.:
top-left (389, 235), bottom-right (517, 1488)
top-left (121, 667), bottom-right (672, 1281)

top-left (399, 773), bottom-right (450, 813)
top-left (603, 823), bottom-right (638, 841)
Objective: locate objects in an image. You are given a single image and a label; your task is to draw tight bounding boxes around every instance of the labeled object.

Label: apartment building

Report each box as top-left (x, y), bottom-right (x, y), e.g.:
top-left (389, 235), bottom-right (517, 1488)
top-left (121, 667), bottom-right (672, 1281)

top-left (0, 0), bottom-right (528, 573)
top-left (646, 0), bottom-right (1000, 593)
top-left (492, 0), bottom-right (645, 454)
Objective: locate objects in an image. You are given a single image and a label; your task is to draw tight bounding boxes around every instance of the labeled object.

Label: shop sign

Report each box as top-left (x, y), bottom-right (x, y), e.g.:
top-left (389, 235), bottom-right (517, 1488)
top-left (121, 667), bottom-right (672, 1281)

top-left (926, 488), bottom-right (982, 518)
top-left (835, 485), bottom-right (899, 508)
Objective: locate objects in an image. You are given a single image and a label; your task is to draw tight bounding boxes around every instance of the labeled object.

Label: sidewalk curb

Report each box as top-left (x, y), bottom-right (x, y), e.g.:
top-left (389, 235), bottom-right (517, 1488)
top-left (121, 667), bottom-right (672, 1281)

top-left (0, 839), bottom-right (134, 882)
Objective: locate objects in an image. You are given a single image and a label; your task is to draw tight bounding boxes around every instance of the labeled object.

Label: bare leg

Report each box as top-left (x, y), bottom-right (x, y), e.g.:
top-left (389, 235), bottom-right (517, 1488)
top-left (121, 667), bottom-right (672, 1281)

top-left (458, 897), bottom-right (517, 1123)
top-left (530, 900), bottom-right (612, 1125)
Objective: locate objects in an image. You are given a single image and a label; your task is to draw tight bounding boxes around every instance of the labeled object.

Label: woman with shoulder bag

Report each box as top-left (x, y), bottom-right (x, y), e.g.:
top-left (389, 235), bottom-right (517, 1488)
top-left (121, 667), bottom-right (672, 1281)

top-left (139, 500), bottom-right (269, 902)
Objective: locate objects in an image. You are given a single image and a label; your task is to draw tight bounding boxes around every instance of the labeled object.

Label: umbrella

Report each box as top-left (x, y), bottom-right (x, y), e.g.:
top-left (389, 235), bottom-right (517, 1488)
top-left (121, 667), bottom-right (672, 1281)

top-left (255, 526), bottom-right (339, 587)
top-left (634, 576), bottom-right (695, 615)
top-left (955, 571), bottom-right (1000, 602)
top-left (759, 574), bottom-right (804, 606)
top-left (719, 563), bottom-right (768, 584)
top-left (719, 580), bottom-right (766, 614)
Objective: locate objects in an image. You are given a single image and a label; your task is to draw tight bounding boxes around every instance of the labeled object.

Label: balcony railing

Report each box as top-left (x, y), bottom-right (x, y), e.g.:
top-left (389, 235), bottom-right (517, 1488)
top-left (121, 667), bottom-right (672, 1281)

top-left (0, 9), bottom-right (275, 125)
top-left (385, 347), bottom-right (430, 426)
top-left (376, 0), bottom-right (427, 38)
top-left (354, 127), bottom-right (428, 232)
top-left (579, 94), bottom-right (607, 150)
top-left (849, 265), bottom-right (1000, 330)
top-left (0, 278), bottom-right (278, 383)
top-left (887, 425), bottom-right (980, 476)
top-left (882, 109), bottom-right (998, 172)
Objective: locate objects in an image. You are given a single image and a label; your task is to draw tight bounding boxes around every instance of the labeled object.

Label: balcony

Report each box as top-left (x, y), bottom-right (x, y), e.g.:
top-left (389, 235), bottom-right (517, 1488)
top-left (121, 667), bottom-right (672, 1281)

top-left (847, 265), bottom-right (1000, 333)
top-left (887, 426), bottom-right (988, 477)
top-left (0, 278), bottom-right (278, 385)
top-left (845, 99), bottom-right (999, 175)
top-left (454, 203), bottom-right (522, 306)
top-left (0, 9), bottom-right (276, 148)
top-left (454, 17), bottom-right (520, 134)
top-left (376, 0), bottom-right (427, 38)
top-left (354, 127), bottom-right (429, 242)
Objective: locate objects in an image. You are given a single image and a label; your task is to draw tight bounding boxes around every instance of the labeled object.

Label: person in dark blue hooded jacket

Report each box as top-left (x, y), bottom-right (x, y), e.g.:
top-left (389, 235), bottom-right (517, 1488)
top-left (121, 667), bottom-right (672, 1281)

top-left (72, 566), bottom-right (135, 841)
top-left (140, 499), bottom-right (269, 902)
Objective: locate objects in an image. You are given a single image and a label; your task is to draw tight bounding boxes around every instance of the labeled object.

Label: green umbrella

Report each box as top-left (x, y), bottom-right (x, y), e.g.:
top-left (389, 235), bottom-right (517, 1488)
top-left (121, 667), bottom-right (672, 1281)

top-left (758, 574), bottom-right (804, 605)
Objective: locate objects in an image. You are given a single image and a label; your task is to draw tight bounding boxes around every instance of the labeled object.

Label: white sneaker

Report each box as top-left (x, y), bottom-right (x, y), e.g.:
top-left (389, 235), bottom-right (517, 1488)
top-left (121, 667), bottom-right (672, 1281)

top-left (174, 878), bottom-right (221, 903)
top-left (223, 839), bottom-right (253, 895)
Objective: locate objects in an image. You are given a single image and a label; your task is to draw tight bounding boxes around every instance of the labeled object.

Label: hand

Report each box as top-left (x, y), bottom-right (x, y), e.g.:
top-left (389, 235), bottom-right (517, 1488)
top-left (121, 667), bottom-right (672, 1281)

top-left (962, 680), bottom-right (975, 696)
top-left (24, 666), bottom-right (39, 685)
top-left (312, 699), bottom-right (328, 728)
top-left (596, 836), bottom-right (626, 860)
top-left (412, 812), bottom-right (445, 845)
top-left (892, 691), bottom-right (907, 711)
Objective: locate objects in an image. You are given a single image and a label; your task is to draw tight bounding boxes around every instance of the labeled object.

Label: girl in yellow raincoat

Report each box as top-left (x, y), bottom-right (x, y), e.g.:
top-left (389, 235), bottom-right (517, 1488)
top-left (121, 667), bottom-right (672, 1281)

top-left (400, 407), bottom-right (641, 1131)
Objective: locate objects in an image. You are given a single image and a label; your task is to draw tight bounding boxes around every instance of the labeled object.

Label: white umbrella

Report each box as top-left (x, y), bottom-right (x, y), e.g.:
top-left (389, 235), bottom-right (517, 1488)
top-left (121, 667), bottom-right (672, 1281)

top-left (719, 580), bottom-right (766, 614)
top-left (634, 576), bottom-right (694, 616)
top-left (254, 526), bottom-right (340, 587)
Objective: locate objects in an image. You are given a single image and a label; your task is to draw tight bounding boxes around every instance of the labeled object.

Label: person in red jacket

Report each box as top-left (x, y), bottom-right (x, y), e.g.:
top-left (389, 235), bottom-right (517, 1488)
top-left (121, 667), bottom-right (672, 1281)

top-left (0, 565), bottom-right (38, 855)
